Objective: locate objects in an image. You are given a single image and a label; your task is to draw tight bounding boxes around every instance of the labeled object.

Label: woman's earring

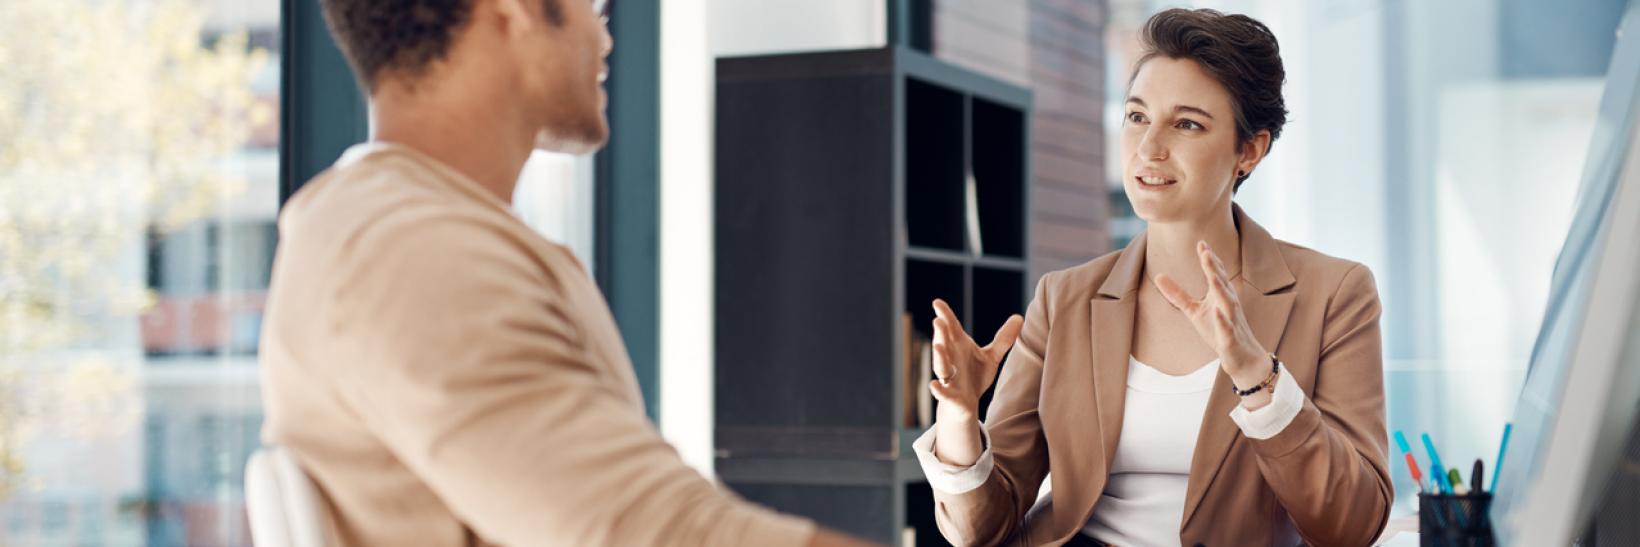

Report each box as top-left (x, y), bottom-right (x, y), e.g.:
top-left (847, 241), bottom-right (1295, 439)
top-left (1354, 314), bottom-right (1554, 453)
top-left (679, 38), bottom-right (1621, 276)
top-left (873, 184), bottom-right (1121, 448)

top-left (1237, 170), bottom-right (1246, 178)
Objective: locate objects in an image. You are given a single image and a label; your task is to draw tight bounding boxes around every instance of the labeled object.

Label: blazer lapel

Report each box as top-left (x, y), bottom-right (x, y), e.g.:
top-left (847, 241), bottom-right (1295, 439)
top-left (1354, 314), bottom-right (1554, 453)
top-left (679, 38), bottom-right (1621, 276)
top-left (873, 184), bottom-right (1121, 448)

top-left (1182, 206), bottom-right (1297, 528)
top-left (1091, 232), bottom-right (1145, 470)
top-left (1059, 232), bottom-right (1145, 533)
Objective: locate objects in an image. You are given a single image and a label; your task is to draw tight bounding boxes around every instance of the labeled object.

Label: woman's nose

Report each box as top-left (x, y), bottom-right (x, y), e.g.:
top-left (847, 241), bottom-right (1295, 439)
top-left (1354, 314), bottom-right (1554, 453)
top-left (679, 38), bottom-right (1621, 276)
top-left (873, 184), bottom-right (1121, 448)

top-left (1136, 128), bottom-right (1168, 161)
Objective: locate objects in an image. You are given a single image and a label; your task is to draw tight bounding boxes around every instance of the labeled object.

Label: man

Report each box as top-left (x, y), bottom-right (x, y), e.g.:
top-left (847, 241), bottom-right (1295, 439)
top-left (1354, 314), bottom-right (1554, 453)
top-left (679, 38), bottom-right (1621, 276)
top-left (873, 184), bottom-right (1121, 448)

top-left (258, 1), bottom-right (876, 545)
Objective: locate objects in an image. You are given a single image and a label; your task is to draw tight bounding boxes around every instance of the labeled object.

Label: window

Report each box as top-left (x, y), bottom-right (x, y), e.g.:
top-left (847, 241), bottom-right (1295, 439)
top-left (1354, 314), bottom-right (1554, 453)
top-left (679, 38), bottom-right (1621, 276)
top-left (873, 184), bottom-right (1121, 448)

top-left (3, 1), bottom-right (602, 544)
top-left (1, 0), bottom-right (278, 543)
top-left (515, 151), bottom-right (599, 272)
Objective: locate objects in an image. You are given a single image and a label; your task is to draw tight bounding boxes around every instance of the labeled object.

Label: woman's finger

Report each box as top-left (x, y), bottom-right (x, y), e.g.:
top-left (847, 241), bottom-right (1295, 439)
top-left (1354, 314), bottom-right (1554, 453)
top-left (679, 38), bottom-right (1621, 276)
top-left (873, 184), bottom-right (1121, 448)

top-left (1206, 265), bottom-right (1237, 309)
top-left (1204, 241), bottom-right (1233, 279)
top-left (1197, 242), bottom-right (1227, 290)
top-left (982, 314), bottom-right (1025, 361)
top-left (1153, 273), bottom-right (1199, 314)
top-left (1208, 246), bottom-right (1239, 303)
top-left (1197, 243), bottom-right (1239, 310)
top-left (932, 298), bottom-right (961, 329)
top-left (931, 341), bottom-right (955, 382)
top-left (933, 299), bottom-right (971, 345)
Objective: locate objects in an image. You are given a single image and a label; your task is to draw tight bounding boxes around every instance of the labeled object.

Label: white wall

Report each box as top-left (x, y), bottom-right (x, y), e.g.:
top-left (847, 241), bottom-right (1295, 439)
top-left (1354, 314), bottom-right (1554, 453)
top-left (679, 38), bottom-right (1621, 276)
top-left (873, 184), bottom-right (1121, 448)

top-left (1213, 0), bottom-right (1390, 278)
top-left (710, 0), bottom-right (886, 57)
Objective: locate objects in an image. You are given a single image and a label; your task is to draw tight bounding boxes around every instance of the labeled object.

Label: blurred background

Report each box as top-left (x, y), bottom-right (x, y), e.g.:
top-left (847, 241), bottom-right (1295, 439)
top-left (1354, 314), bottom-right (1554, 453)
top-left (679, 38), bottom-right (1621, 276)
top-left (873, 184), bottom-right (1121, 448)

top-left (0, 0), bottom-right (1627, 544)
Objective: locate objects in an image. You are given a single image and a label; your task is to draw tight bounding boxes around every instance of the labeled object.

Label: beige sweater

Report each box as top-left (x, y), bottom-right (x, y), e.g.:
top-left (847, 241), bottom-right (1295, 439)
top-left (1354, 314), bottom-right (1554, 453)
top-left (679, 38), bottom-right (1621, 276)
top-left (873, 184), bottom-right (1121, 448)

top-left (259, 143), bottom-right (814, 546)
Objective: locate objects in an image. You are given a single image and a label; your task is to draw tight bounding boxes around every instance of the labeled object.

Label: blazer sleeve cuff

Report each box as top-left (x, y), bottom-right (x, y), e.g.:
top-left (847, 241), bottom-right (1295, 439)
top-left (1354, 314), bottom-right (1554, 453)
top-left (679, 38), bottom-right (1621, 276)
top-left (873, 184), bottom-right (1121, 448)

top-left (912, 423), bottom-right (995, 495)
top-left (1229, 367), bottom-right (1306, 440)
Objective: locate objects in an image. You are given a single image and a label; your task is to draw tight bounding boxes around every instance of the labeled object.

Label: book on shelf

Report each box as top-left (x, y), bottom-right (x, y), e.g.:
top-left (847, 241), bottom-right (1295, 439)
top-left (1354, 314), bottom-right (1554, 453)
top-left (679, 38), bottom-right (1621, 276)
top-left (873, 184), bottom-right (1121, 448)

top-left (902, 313), bottom-right (918, 429)
top-left (902, 309), bottom-right (942, 430)
top-left (965, 171), bottom-right (984, 257)
top-left (918, 340), bottom-right (933, 429)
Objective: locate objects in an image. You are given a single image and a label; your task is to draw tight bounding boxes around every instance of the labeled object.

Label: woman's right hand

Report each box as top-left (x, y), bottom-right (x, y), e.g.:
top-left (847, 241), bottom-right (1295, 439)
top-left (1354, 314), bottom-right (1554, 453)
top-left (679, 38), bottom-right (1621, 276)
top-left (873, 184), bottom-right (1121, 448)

top-left (928, 298), bottom-right (1024, 421)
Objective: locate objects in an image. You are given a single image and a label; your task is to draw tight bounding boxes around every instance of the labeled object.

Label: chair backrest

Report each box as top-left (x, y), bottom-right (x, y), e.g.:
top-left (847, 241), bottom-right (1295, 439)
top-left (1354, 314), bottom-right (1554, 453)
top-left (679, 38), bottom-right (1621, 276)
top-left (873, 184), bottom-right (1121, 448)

top-left (246, 446), bottom-right (330, 547)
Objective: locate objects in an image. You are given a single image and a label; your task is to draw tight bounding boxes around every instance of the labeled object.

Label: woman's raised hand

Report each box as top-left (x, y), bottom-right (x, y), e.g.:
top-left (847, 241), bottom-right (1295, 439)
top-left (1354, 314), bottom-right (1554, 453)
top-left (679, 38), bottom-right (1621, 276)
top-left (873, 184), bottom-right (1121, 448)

top-left (1153, 241), bottom-right (1271, 391)
top-left (926, 298), bottom-right (1024, 421)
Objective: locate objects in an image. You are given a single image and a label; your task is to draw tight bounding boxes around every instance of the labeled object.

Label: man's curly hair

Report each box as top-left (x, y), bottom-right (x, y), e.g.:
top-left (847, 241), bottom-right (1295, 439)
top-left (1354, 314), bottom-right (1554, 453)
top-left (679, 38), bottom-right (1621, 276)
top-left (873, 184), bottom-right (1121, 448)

top-left (321, 0), bottom-right (564, 92)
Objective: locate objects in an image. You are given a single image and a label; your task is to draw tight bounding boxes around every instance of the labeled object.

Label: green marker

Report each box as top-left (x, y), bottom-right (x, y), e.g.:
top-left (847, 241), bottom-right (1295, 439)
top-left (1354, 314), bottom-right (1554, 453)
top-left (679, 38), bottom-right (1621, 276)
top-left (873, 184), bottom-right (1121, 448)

top-left (1448, 468), bottom-right (1469, 495)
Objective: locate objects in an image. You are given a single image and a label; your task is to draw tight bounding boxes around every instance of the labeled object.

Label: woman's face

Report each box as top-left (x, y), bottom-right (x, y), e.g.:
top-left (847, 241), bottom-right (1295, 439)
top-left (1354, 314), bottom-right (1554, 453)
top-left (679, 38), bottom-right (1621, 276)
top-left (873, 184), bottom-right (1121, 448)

top-left (1120, 56), bottom-right (1261, 225)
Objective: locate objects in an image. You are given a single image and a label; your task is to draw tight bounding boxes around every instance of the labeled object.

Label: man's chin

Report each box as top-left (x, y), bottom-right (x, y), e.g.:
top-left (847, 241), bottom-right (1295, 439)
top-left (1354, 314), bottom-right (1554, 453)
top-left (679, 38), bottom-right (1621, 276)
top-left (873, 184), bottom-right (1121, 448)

top-left (533, 124), bottom-right (609, 156)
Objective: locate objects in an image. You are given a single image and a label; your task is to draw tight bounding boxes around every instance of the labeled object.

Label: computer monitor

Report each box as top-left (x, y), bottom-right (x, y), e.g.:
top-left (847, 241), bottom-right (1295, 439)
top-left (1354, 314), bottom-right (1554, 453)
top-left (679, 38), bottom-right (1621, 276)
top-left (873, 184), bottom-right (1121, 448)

top-left (1490, 2), bottom-right (1640, 544)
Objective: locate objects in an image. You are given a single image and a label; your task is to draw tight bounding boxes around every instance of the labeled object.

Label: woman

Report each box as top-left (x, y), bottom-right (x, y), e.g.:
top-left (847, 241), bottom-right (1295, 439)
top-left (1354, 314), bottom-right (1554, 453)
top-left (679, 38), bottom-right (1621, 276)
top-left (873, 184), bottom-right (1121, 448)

top-left (912, 8), bottom-right (1391, 547)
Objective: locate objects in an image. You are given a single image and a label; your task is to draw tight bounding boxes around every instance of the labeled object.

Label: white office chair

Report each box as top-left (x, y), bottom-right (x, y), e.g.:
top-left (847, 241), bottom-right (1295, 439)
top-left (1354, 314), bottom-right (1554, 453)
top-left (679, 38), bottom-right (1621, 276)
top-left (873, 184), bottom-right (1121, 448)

top-left (246, 446), bottom-right (330, 547)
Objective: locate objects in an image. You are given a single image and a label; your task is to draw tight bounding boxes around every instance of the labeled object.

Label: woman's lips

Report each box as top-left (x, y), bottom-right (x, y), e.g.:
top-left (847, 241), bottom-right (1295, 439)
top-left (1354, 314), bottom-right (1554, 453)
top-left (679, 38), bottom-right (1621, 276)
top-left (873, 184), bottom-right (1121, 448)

top-left (1136, 175), bottom-right (1177, 187)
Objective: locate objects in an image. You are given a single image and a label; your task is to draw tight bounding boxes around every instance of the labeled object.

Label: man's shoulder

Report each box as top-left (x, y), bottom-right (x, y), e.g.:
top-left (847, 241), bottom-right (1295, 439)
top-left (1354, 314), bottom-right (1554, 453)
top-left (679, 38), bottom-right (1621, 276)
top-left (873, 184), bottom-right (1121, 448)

top-left (283, 152), bottom-right (458, 236)
top-left (283, 153), bottom-right (543, 264)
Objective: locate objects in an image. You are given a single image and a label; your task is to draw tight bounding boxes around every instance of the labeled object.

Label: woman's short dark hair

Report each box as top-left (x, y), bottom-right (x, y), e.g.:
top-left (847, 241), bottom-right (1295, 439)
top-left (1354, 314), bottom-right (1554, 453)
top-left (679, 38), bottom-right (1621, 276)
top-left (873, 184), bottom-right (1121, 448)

top-left (320, 0), bottom-right (563, 92)
top-left (1132, 8), bottom-right (1287, 192)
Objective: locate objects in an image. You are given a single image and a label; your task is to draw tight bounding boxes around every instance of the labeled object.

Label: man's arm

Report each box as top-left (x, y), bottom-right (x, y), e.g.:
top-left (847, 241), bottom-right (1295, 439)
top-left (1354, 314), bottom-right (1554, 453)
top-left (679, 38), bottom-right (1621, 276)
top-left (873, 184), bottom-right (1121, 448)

top-left (809, 529), bottom-right (879, 547)
top-left (332, 217), bottom-right (835, 546)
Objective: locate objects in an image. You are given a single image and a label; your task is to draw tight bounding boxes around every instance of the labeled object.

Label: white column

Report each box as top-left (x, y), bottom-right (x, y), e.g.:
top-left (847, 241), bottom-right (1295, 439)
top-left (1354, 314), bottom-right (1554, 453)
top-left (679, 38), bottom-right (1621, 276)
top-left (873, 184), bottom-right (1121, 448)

top-left (659, 0), bottom-right (717, 476)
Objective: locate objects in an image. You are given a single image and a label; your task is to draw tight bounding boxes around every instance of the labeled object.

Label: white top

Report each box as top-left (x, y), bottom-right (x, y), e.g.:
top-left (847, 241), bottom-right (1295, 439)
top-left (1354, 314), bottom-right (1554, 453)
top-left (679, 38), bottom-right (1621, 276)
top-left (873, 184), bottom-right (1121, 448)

top-left (1080, 356), bottom-right (1218, 546)
top-left (913, 355), bottom-right (1306, 546)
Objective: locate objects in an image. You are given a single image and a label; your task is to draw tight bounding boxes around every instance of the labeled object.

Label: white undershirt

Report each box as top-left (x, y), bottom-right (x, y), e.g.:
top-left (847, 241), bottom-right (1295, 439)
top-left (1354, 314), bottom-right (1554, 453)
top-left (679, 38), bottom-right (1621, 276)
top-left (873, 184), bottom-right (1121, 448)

top-left (1080, 356), bottom-right (1219, 547)
top-left (912, 355), bottom-right (1306, 546)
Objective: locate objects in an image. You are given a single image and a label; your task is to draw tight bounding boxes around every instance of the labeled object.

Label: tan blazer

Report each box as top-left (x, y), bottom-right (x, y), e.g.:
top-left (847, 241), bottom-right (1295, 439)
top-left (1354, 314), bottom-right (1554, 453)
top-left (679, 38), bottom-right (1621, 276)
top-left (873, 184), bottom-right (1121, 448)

top-left (934, 206), bottom-right (1392, 547)
top-left (259, 143), bottom-right (813, 546)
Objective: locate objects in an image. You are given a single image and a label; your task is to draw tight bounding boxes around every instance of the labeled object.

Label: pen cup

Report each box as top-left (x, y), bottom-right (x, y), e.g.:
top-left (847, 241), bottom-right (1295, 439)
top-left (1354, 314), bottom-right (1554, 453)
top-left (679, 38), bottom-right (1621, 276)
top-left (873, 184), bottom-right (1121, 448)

top-left (1418, 492), bottom-right (1495, 547)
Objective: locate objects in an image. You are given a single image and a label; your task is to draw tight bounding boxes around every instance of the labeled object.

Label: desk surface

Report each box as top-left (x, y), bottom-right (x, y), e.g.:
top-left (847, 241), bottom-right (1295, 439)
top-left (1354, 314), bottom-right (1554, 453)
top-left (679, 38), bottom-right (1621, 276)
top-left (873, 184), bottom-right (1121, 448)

top-left (1374, 513), bottom-right (1420, 546)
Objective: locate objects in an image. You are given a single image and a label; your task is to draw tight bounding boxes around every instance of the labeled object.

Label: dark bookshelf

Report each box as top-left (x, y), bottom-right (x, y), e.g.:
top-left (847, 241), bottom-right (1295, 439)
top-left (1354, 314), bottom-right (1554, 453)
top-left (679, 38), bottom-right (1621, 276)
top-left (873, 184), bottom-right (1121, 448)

top-left (715, 46), bottom-right (1031, 545)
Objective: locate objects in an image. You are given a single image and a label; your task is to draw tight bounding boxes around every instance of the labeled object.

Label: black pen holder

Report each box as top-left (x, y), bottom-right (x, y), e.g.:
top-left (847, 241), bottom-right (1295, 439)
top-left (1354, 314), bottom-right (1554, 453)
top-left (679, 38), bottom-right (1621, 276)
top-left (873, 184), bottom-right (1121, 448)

top-left (1419, 492), bottom-right (1495, 547)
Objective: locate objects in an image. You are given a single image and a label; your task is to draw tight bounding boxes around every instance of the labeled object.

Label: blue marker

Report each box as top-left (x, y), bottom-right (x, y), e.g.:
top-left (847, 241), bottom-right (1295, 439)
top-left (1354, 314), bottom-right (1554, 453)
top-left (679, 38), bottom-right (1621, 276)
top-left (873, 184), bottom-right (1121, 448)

top-left (1422, 433), bottom-right (1451, 494)
top-left (1429, 465), bottom-right (1450, 526)
top-left (1491, 423), bottom-right (1513, 492)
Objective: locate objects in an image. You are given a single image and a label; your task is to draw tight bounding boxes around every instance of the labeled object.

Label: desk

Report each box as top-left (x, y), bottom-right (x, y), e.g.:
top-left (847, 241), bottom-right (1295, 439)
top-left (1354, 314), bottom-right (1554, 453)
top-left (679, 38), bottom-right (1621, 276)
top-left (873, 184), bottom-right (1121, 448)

top-left (1374, 513), bottom-right (1420, 546)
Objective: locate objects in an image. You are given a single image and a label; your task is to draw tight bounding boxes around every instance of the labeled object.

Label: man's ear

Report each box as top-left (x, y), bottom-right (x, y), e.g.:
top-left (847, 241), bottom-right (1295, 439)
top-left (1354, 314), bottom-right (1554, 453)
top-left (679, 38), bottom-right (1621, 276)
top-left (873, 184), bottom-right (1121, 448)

top-left (489, 0), bottom-right (537, 37)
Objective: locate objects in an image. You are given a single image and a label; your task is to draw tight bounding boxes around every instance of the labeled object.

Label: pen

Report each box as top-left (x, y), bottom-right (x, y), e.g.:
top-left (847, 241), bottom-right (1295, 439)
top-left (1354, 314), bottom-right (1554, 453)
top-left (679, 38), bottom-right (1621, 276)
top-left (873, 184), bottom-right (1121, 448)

top-left (1491, 423), bottom-right (1512, 492)
top-left (1472, 459), bottom-right (1484, 494)
top-left (1432, 463), bottom-right (1462, 528)
top-left (1422, 433), bottom-right (1452, 494)
top-left (1393, 431), bottom-right (1426, 492)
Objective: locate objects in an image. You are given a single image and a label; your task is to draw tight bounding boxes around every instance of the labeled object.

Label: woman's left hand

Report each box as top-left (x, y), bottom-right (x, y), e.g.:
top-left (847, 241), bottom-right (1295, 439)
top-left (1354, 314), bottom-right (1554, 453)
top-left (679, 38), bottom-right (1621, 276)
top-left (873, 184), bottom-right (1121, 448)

top-left (1154, 241), bottom-right (1272, 403)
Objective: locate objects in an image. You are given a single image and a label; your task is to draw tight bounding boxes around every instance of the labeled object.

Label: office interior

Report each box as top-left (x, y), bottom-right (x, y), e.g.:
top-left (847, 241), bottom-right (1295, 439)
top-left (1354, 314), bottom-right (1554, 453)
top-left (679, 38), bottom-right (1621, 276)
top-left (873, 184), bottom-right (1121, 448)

top-left (2, 0), bottom-right (1639, 545)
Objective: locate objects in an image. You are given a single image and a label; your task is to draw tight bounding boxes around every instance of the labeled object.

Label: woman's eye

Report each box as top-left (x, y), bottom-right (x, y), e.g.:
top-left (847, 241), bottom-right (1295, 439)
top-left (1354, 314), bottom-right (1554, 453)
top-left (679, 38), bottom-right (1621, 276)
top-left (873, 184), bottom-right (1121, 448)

top-left (1176, 119), bottom-right (1203, 130)
top-left (1127, 111), bottom-right (1147, 124)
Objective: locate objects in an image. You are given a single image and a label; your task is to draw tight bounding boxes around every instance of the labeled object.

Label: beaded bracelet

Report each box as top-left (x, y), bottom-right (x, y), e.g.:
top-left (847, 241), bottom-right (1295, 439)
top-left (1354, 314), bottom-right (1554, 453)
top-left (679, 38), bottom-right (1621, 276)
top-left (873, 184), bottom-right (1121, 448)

top-left (1231, 354), bottom-right (1281, 397)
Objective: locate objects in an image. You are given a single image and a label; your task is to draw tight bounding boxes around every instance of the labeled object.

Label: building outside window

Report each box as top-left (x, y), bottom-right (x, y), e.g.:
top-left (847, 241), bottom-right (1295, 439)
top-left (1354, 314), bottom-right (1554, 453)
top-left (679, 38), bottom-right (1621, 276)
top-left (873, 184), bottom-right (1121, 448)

top-left (0, 2), bottom-right (595, 544)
